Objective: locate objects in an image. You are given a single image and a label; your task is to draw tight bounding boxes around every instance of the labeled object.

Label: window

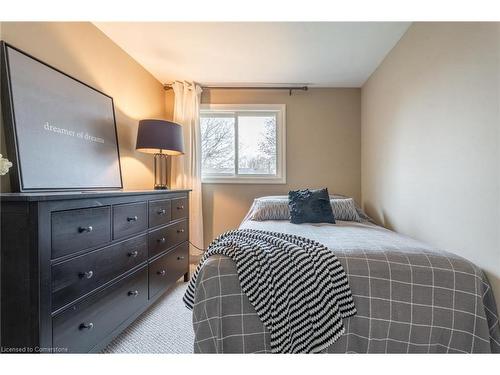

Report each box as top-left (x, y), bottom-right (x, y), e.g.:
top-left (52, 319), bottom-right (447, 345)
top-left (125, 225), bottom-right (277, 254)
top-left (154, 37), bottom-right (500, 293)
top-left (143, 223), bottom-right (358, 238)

top-left (200, 104), bottom-right (286, 183)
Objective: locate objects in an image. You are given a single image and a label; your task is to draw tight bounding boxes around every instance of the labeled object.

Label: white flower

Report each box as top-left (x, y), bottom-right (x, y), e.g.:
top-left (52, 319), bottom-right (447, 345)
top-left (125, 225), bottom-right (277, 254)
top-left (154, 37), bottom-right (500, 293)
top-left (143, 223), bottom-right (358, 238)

top-left (0, 154), bottom-right (13, 176)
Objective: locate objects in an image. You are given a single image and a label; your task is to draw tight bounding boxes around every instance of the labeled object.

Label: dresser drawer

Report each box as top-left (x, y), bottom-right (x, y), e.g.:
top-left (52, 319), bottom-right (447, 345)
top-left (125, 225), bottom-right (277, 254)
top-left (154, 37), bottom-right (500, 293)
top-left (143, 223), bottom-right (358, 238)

top-left (171, 197), bottom-right (188, 221)
top-left (113, 202), bottom-right (148, 240)
top-left (51, 234), bottom-right (148, 311)
top-left (53, 266), bottom-right (148, 353)
top-left (148, 219), bottom-right (188, 258)
top-left (52, 206), bottom-right (111, 259)
top-left (148, 242), bottom-right (188, 299)
top-left (149, 199), bottom-right (171, 228)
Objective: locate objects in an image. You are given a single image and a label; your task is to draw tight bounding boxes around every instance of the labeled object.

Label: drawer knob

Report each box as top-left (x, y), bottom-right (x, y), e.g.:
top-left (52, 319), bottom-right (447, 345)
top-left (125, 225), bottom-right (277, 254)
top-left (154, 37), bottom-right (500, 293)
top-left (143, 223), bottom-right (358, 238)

top-left (128, 290), bottom-right (139, 297)
top-left (157, 209), bottom-right (167, 215)
top-left (79, 322), bottom-right (94, 330)
top-left (128, 250), bottom-right (139, 258)
top-left (79, 270), bottom-right (94, 279)
top-left (158, 237), bottom-right (166, 244)
top-left (177, 205), bottom-right (184, 210)
top-left (177, 229), bottom-right (185, 233)
top-left (177, 256), bottom-right (185, 261)
top-left (127, 216), bottom-right (138, 222)
top-left (157, 270), bottom-right (166, 277)
top-left (78, 226), bottom-right (93, 233)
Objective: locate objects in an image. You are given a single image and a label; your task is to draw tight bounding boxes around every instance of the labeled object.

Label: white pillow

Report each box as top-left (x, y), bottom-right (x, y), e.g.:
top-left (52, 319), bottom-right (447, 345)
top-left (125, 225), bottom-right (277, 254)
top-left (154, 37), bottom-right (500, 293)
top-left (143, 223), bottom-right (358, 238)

top-left (248, 197), bottom-right (361, 222)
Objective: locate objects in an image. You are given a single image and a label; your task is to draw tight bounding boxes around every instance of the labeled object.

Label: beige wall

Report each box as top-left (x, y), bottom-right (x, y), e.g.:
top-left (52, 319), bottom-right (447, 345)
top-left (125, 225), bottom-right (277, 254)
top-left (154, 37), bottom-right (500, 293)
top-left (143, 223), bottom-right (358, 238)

top-left (202, 88), bottom-right (361, 245)
top-left (0, 22), bottom-right (172, 192)
top-left (361, 22), bottom-right (500, 310)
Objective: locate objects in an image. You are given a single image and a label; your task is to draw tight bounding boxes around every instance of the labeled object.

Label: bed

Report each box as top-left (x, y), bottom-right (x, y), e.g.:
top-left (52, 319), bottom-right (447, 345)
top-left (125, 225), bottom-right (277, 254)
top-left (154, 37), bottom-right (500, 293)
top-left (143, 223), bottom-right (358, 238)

top-left (189, 197), bottom-right (500, 353)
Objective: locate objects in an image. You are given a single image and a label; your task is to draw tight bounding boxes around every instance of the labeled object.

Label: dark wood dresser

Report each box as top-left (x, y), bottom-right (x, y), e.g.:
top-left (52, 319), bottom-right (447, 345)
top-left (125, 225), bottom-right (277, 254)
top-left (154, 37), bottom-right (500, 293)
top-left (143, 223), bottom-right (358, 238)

top-left (0, 190), bottom-right (190, 353)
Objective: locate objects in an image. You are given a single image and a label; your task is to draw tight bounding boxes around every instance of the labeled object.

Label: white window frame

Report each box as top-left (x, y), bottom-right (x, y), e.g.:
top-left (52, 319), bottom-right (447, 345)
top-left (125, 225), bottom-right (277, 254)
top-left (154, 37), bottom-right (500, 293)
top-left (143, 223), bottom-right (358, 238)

top-left (200, 103), bottom-right (286, 184)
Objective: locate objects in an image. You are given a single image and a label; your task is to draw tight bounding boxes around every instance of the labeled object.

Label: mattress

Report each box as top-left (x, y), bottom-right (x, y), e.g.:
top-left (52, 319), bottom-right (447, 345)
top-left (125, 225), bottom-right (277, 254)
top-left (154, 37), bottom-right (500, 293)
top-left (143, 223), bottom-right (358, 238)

top-left (190, 219), bottom-right (500, 353)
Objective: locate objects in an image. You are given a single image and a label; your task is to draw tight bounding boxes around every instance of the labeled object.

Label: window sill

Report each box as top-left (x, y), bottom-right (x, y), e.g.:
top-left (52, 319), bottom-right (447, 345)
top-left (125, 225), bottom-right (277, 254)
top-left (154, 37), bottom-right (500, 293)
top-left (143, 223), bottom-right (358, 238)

top-left (202, 176), bottom-right (286, 184)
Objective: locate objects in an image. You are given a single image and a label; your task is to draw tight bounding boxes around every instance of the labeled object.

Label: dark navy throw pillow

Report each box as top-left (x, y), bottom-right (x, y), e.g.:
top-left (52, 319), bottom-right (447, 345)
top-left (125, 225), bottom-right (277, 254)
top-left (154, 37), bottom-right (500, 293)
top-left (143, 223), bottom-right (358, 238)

top-left (288, 188), bottom-right (336, 224)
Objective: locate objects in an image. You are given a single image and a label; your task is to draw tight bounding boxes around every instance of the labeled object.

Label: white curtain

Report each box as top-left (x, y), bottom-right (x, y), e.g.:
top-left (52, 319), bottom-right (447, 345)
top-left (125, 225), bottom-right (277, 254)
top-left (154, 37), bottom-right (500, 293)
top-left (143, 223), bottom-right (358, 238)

top-left (170, 81), bottom-right (204, 259)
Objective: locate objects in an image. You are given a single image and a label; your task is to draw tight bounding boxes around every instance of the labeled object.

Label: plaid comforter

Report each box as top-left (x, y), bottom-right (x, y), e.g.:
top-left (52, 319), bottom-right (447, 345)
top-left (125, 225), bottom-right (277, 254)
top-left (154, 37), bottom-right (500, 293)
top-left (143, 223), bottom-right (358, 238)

top-left (185, 229), bottom-right (357, 353)
top-left (191, 220), bottom-right (500, 353)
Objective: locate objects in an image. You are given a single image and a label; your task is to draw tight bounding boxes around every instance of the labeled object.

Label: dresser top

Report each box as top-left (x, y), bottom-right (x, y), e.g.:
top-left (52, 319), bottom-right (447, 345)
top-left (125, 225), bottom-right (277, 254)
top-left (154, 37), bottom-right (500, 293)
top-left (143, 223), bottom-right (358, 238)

top-left (0, 189), bottom-right (191, 202)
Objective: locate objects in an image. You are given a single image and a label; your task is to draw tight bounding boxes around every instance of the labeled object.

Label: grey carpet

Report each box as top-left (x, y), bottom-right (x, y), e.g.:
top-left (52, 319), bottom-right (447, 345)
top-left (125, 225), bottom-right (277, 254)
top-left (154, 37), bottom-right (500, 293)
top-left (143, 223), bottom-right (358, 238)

top-left (103, 279), bottom-right (194, 354)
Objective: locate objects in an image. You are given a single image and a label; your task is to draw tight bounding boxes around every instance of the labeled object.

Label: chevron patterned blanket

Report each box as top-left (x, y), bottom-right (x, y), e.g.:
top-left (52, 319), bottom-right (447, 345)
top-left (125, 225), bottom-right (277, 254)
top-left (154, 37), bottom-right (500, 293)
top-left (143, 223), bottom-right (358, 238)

top-left (183, 229), bottom-right (357, 353)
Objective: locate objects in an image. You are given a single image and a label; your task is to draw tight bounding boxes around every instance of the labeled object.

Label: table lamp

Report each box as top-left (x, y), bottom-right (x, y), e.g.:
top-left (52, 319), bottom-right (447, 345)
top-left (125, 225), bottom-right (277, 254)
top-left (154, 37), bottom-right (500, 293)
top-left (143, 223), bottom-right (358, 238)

top-left (136, 119), bottom-right (184, 189)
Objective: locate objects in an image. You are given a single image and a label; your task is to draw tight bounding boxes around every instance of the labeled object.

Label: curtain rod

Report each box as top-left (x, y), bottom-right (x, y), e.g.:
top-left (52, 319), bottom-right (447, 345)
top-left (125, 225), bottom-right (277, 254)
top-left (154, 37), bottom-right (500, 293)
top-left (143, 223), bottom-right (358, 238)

top-left (163, 83), bottom-right (308, 96)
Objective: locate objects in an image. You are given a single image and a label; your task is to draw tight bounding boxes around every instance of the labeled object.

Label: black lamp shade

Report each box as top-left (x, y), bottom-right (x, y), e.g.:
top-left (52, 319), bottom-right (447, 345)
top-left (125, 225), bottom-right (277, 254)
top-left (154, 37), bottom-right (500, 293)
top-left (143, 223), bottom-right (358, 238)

top-left (136, 119), bottom-right (184, 155)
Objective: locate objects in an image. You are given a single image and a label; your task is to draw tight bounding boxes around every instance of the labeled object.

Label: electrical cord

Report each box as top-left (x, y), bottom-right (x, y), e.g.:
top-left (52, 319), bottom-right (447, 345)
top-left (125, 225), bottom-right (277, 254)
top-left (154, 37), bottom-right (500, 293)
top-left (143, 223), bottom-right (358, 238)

top-left (189, 241), bottom-right (206, 252)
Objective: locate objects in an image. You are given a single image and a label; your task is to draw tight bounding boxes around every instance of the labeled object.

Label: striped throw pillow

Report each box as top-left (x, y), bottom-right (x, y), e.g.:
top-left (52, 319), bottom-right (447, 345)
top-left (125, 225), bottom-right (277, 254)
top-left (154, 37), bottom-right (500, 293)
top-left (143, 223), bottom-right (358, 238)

top-left (330, 198), bottom-right (361, 222)
top-left (248, 198), bottom-right (290, 221)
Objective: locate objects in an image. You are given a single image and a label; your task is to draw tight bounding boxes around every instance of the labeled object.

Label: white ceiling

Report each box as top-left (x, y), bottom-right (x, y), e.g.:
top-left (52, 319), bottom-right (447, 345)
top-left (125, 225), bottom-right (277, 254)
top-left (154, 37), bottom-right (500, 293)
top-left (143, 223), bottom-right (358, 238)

top-left (94, 22), bottom-right (411, 87)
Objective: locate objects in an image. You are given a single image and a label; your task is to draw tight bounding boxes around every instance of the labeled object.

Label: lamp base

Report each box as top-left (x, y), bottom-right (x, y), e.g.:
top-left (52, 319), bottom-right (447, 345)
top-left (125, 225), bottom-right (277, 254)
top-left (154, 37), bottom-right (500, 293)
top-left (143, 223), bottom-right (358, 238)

top-left (153, 152), bottom-right (170, 190)
top-left (154, 185), bottom-right (169, 190)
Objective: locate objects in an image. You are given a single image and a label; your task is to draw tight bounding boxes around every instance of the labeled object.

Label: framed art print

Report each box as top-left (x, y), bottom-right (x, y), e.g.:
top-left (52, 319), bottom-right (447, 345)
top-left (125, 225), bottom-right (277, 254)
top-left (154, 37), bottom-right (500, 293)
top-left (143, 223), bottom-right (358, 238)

top-left (0, 42), bottom-right (123, 192)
